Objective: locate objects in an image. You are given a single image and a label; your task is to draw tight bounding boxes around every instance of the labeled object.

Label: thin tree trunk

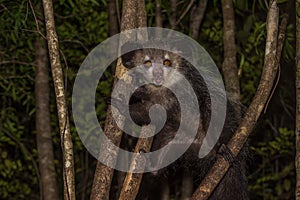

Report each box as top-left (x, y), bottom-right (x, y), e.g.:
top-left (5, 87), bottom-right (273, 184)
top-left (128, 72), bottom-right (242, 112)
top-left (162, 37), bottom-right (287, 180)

top-left (90, 1), bottom-right (147, 199)
top-left (137, 0), bottom-right (147, 28)
top-left (42, 0), bottom-right (75, 199)
top-left (295, 0), bottom-right (300, 198)
top-left (108, 0), bottom-right (119, 75)
top-left (118, 1), bottom-right (152, 199)
top-left (155, 0), bottom-right (162, 27)
top-left (189, 0), bottom-right (208, 40)
top-left (119, 125), bottom-right (155, 200)
top-left (108, 0), bottom-right (119, 36)
top-left (191, 1), bottom-right (279, 199)
top-left (170, 0), bottom-right (177, 29)
top-left (35, 38), bottom-right (59, 200)
top-left (221, 0), bottom-right (240, 103)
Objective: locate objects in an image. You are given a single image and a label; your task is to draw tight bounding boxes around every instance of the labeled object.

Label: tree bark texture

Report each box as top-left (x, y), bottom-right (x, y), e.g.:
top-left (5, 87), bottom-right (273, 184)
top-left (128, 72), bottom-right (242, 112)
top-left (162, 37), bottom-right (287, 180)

top-left (137, 0), bottom-right (147, 28)
top-left (189, 0), bottom-right (208, 40)
top-left (35, 38), bottom-right (59, 200)
top-left (155, 0), bottom-right (162, 27)
top-left (170, 0), bottom-right (177, 29)
top-left (90, 107), bottom-right (125, 200)
top-left (90, 1), bottom-right (148, 199)
top-left (191, 1), bottom-right (279, 199)
top-left (221, 0), bottom-right (240, 103)
top-left (296, 0), bottom-right (300, 198)
top-left (42, 0), bottom-right (75, 199)
top-left (118, 125), bottom-right (155, 200)
top-left (108, 0), bottom-right (120, 75)
top-left (108, 0), bottom-right (119, 36)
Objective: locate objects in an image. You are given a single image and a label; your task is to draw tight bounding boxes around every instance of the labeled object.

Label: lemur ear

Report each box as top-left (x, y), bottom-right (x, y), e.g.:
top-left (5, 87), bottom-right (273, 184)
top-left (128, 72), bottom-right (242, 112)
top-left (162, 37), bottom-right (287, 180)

top-left (121, 42), bottom-right (142, 68)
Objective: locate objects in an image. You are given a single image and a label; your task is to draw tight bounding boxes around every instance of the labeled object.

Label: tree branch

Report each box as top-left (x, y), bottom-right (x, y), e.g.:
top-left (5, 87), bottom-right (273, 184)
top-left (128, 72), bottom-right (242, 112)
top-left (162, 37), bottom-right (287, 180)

top-left (189, 0), bottom-right (208, 40)
top-left (155, 0), bottom-right (162, 27)
top-left (119, 125), bottom-right (155, 200)
top-left (41, 0), bottom-right (75, 199)
top-left (191, 1), bottom-right (279, 199)
top-left (175, 0), bottom-right (195, 27)
top-left (35, 38), bottom-right (59, 200)
top-left (221, 0), bottom-right (240, 103)
top-left (90, 1), bottom-right (148, 199)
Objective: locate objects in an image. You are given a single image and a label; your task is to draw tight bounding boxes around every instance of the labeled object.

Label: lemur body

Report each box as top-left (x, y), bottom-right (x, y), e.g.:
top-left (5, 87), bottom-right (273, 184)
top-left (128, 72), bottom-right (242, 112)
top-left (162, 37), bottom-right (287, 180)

top-left (117, 43), bottom-right (248, 200)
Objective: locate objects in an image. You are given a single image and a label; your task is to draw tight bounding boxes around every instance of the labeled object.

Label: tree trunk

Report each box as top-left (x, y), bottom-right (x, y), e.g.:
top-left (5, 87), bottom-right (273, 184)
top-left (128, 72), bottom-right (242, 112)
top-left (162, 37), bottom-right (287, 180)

top-left (108, 0), bottom-right (119, 36)
top-left (42, 0), bottom-right (75, 199)
top-left (108, 0), bottom-right (119, 75)
top-left (221, 0), bottom-right (240, 104)
top-left (189, 0), bottom-right (208, 40)
top-left (155, 0), bottom-right (162, 27)
top-left (35, 38), bottom-right (60, 200)
top-left (170, 0), bottom-right (177, 29)
top-left (90, 1), bottom-right (147, 199)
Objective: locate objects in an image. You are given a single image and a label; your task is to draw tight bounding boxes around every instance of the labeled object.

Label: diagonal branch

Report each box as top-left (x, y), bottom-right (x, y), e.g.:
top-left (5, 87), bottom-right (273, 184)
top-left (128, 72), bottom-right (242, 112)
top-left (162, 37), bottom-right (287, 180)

top-left (191, 0), bottom-right (279, 199)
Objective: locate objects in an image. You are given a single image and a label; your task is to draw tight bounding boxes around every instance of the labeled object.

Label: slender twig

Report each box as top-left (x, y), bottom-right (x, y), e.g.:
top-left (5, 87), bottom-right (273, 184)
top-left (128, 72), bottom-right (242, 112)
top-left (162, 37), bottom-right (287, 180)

top-left (28, 0), bottom-right (46, 39)
top-left (264, 12), bottom-right (289, 113)
top-left (60, 40), bottom-right (90, 53)
top-left (175, 0), bottom-right (195, 27)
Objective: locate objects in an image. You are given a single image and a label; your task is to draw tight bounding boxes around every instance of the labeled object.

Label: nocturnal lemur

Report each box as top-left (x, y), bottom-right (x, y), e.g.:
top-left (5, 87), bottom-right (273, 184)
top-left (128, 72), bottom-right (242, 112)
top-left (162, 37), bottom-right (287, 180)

top-left (114, 42), bottom-right (249, 200)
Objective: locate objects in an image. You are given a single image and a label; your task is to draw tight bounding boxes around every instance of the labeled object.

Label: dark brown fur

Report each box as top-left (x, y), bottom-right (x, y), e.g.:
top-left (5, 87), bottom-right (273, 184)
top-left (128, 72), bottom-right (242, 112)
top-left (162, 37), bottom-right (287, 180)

top-left (118, 44), bottom-right (248, 200)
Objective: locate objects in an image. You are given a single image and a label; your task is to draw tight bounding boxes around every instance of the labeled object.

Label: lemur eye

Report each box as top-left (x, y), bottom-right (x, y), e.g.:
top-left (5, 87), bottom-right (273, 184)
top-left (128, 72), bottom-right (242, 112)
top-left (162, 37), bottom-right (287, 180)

top-left (144, 60), bottom-right (152, 67)
top-left (163, 59), bottom-right (171, 67)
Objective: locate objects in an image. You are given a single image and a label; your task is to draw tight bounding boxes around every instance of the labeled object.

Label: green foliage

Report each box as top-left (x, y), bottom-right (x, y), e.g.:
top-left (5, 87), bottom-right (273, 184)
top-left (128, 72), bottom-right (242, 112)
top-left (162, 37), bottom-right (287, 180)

top-left (199, 5), bottom-right (224, 66)
top-left (0, 1), bottom-right (39, 198)
top-left (0, 0), bottom-right (109, 198)
top-left (249, 128), bottom-right (295, 199)
top-left (0, 0), bottom-right (296, 199)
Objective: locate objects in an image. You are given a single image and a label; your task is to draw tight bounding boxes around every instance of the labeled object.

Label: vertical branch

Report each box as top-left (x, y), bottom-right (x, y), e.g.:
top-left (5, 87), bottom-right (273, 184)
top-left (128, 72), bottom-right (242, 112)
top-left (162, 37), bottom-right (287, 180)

top-left (191, 0), bottom-right (279, 199)
top-left (108, 0), bottom-right (119, 74)
top-left (296, 0), bottom-right (300, 198)
top-left (189, 0), bottom-right (208, 40)
top-left (221, 0), bottom-right (240, 103)
top-left (118, 125), bottom-right (155, 200)
top-left (90, 1), bottom-right (148, 199)
top-left (35, 38), bottom-right (59, 200)
top-left (118, 1), bottom-right (153, 197)
top-left (41, 0), bottom-right (75, 199)
top-left (155, 0), bottom-right (162, 27)
top-left (137, 0), bottom-right (147, 28)
top-left (108, 0), bottom-right (119, 36)
top-left (120, 0), bottom-right (138, 31)
top-left (170, 0), bottom-right (177, 29)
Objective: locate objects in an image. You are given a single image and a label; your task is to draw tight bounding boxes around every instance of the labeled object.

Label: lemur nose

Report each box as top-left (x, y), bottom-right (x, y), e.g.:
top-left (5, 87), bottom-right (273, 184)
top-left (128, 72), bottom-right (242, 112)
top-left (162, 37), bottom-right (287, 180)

top-left (152, 66), bottom-right (163, 85)
top-left (153, 66), bottom-right (163, 76)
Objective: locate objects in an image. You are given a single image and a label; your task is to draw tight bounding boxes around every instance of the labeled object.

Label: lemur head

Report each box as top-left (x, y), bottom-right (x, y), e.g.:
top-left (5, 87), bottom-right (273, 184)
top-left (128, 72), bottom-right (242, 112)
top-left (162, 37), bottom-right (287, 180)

top-left (121, 42), bottom-right (184, 87)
